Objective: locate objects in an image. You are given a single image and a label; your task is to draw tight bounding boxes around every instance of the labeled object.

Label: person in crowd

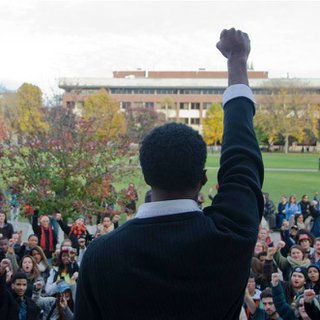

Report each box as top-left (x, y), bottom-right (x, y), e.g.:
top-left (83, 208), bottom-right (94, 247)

top-left (277, 195), bottom-right (288, 230)
top-left (306, 264), bottom-right (320, 294)
top-left (32, 279), bottom-right (74, 320)
top-left (254, 240), bottom-right (268, 257)
top-left (243, 272), bottom-right (261, 319)
top-left (95, 213), bottom-right (120, 237)
top-left (304, 289), bottom-right (320, 320)
top-left (60, 239), bottom-right (73, 251)
top-left (273, 241), bottom-right (310, 281)
top-left (309, 200), bottom-right (320, 237)
top-left (77, 235), bottom-right (87, 267)
top-left (0, 237), bottom-right (19, 272)
top-left (0, 261), bottom-right (41, 320)
top-left (75, 28), bottom-right (264, 319)
top-left (244, 287), bottom-right (282, 320)
top-left (32, 209), bottom-right (57, 260)
top-left (297, 231), bottom-right (315, 258)
top-left (18, 234), bottom-right (39, 260)
top-left (30, 246), bottom-right (51, 284)
top-left (310, 237), bottom-right (320, 265)
top-left (45, 249), bottom-right (79, 298)
top-left (271, 272), bottom-right (312, 320)
top-left (299, 195), bottom-right (311, 222)
top-left (56, 213), bottom-right (91, 250)
top-left (263, 192), bottom-right (276, 230)
top-left (125, 182), bottom-right (138, 213)
top-left (8, 186), bottom-right (20, 231)
top-left (295, 214), bottom-right (306, 230)
top-left (258, 227), bottom-right (274, 247)
top-left (0, 211), bottom-right (14, 239)
top-left (285, 195), bottom-right (301, 225)
top-left (11, 231), bottom-right (22, 256)
top-left (280, 221), bottom-right (299, 256)
top-left (19, 255), bottom-right (43, 298)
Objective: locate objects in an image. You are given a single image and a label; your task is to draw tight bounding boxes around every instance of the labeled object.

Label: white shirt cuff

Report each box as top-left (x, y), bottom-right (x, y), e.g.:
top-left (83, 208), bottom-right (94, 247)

top-left (222, 84), bottom-right (255, 107)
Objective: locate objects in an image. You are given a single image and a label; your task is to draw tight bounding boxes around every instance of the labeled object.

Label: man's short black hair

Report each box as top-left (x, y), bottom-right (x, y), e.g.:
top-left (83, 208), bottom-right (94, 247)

top-left (11, 272), bottom-right (28, 283)
top-left (139, 122), bottom-right (207, 191)
top-left (260, 288), bottom-right (273, 299)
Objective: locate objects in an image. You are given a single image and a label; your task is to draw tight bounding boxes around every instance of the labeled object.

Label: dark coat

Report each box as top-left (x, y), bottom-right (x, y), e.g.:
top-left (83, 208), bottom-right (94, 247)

top-left (75, 97), bottom-right (264, 320)
top-left (0, 273), bottom-right (41, 320)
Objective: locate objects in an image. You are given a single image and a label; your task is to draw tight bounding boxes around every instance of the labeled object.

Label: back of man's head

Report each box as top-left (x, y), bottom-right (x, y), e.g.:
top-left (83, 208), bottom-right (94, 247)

top-left (139, 122), bottom-right (207, 191)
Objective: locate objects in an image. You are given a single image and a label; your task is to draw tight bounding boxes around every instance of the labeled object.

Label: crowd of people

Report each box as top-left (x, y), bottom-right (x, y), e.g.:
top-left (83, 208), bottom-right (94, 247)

top-left (0, 183), bottom-right (138, 320)
top-left (0, 187), bottom-right (319, 319)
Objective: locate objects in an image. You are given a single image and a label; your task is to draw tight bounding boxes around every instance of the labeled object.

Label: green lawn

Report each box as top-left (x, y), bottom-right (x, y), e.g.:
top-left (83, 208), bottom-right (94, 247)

top-left (127, 152), bottom-right (320, 208)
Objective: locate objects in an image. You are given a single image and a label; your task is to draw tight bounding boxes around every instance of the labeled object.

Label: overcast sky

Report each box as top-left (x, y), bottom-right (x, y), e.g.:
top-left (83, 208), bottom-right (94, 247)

top-left (1, 1), bottom-right (320, 95)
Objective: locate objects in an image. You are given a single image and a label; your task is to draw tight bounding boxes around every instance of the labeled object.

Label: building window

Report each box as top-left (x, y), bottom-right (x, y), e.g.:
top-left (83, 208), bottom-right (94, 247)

top-left (179, 102), bottom-right (189, 110)
top-left (180, 89), bottom-right (201, 94)
top-left (190, 118), bottom-right (200, 125)
top-left (157, 89), bottom-right (178, 94)
top-left (202, 88), bottom-right (224, 94)
top-left (180, 118), bottom-right (189, 124)
top-left (132, 88), bottom-right (155, 94)
top-left (191, 103), bottom-right (200, 110)
top-left (203, 102), bottom-right (213, 110)
top-left (121, 102), bottom-right (131, 109)
top-left (66, 101), bottom-right (75, 108)
top-left (145, 102), bottom-right (154, 108)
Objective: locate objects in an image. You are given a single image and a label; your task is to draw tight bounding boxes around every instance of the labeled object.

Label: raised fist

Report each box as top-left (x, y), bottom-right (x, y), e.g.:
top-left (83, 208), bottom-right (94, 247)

top-left (216, 28), bottom-right (250, 61)
top-left (277, 240), bottom-right (286, 249)
top-left (267, 247), bottom-right (276, 258)
top-left (271, 273), bottom-right (280, 286)
top-left (304, 289), bottom-right (316, 304)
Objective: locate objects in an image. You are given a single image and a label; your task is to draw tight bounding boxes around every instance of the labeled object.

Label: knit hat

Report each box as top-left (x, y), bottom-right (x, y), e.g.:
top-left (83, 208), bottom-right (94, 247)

top-left (56, 280), bottom-right (70, 293)
top-left (307, 264), bottom-right (320, 272)
top-left (291, 267), bottom-right (308, 280)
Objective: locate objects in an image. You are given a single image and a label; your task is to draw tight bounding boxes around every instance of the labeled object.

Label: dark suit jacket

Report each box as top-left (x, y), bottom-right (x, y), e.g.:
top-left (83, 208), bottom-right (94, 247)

top-left (75, 97), bottom-right (264, 320)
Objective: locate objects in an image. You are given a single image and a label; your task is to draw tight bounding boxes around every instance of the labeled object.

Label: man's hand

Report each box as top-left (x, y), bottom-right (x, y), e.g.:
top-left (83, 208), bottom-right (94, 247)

top-left (216, 28), bottom-right (250, 86)
top-left (0, 259), bottom-right (10, 275)
top-left (271, 273), bottom-right (280, 287)
top-left (216, 28), bottom-right (250, 60)
top-left (276, 240), bottom-right (286, 250)
top-left (267, 247), bottom-right (276, 259)
top-left (304, 289), bottom-right (315, 304)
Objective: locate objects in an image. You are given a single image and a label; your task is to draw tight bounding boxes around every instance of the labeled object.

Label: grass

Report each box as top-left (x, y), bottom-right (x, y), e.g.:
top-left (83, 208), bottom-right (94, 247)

top-left (125, 152), bottom-right (320, 208)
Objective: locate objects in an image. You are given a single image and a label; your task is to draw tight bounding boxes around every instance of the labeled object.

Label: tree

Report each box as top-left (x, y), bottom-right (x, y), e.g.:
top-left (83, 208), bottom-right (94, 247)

top-left (125, 107), bottom-right (166, 143)
top-left (83, 89), bottom-right (126, 140)
top-left (254, 80), bottom-right (316, 153)
top-left (203, 103), bottom-right (223, 145)
top-left (16, 83), bottom-right (49, 135)
top-left (0, 91), bottom-right (135, 219)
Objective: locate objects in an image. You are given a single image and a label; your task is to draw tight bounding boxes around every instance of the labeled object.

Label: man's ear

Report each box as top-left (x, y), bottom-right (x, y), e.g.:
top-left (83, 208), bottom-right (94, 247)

top-left (201, 170), bottom-right (208, 186)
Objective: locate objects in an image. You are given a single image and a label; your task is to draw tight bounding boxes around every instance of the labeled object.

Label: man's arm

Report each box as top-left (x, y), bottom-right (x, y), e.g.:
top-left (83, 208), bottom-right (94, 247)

top-left (207, 28), bottom-right (264, 232)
